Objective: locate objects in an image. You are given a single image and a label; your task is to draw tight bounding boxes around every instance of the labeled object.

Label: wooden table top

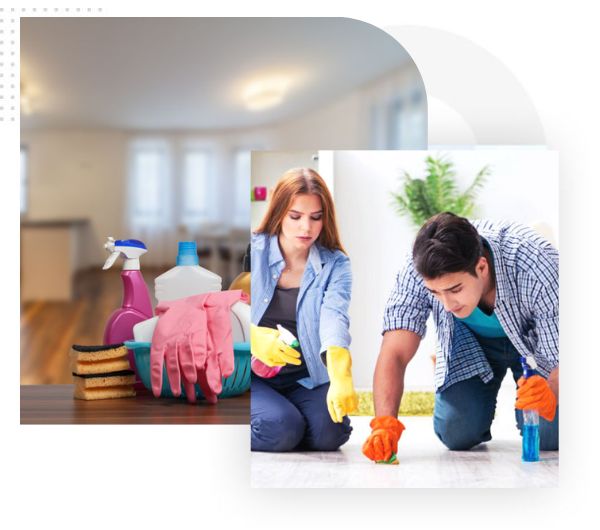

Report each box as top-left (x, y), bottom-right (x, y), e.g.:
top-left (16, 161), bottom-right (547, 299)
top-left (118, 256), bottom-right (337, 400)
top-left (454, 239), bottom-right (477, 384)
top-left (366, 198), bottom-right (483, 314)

top-left (20, 385), bottom-right (250, 425)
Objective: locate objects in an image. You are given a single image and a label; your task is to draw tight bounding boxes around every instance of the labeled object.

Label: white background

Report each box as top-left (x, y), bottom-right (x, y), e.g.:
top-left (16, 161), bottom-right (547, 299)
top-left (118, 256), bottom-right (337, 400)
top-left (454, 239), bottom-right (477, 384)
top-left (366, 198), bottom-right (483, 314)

top-left (4, 2), bottom-right (599, 529)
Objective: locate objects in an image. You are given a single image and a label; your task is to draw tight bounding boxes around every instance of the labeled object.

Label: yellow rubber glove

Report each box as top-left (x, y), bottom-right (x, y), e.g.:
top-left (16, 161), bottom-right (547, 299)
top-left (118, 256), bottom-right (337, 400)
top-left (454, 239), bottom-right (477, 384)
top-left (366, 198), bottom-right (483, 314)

top-left (326, 346), bottom-right (359, 423)
top-left (250, 324), bottom-right (302, 367)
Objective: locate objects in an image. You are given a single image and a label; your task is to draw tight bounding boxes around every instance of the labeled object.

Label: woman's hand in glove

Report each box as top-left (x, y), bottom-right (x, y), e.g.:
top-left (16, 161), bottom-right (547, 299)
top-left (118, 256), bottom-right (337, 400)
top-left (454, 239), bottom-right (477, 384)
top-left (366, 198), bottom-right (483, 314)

top-left (250, 325), bottom-right (302, 367)
top-left (325, 346), bottom-right (359, 423)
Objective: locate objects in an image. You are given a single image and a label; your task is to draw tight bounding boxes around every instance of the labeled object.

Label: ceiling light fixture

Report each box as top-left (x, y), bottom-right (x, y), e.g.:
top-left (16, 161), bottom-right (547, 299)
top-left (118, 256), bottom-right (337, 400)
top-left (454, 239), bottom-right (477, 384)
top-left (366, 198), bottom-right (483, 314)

top-left (20, 82), bottom-right (33, 115)
top-left (242, 76), bottom-right (290, 111)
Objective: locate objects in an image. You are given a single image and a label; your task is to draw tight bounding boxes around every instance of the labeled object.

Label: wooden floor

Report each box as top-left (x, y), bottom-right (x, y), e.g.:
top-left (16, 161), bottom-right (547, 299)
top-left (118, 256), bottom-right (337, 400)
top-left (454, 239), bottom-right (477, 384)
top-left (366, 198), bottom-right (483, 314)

top-left (20, 267), bottom-right (166, 384)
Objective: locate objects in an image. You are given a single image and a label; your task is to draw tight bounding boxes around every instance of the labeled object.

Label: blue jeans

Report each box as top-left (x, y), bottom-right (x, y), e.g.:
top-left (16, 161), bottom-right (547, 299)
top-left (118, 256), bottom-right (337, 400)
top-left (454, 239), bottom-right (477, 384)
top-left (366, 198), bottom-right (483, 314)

top-left (434, 335), bottom-right (559, 451)
top-left (251, 375), bottom-right (352, 452)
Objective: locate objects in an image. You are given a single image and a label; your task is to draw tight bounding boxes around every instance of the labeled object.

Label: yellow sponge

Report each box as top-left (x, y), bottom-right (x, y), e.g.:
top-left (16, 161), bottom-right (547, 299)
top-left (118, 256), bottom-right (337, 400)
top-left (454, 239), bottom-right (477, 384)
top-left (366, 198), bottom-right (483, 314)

top-left (74, 371), bottom-right (136, 390)
top-left (71, 344), bottom-right (136, 401)
top-left (74, 385), bottom-right (136, 400)
top-left (71, 343), bottom-right (129, 362)
top-left (70, 355), bottom-right (131, 374)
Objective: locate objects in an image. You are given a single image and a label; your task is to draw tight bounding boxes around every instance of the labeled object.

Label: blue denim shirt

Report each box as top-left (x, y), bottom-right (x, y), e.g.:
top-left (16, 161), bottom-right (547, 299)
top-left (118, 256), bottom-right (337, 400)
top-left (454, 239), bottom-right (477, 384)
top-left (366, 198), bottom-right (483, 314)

top-left (251, 232), bottom-right (352, 389)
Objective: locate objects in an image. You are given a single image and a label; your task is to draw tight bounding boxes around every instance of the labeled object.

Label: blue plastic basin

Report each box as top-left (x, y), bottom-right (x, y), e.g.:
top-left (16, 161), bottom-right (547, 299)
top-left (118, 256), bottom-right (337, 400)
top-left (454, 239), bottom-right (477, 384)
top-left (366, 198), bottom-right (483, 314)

top-left (124, 340), bottom-right (251, 399)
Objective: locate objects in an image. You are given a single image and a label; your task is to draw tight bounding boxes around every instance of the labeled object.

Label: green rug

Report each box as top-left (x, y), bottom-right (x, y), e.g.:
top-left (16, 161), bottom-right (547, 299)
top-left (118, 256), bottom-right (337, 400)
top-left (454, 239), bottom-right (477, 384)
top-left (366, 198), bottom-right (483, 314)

top-left (352, 390), bottom-right (434, 416)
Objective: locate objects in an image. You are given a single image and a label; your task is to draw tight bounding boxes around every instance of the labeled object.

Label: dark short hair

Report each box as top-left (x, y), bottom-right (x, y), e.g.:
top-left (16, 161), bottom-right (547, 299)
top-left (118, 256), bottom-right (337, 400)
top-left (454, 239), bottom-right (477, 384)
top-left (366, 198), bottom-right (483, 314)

top-left (412, 212), bottom-right (483, 278)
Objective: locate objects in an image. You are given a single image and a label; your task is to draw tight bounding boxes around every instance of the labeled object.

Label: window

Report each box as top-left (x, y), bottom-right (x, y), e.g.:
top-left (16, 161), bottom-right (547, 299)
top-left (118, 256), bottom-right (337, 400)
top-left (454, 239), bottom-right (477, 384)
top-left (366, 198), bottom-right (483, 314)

top-left (369, 104), bottom-right (385, 150)
top-left (20, 146), bottom-right (28, 215)
top-left (128, 139), bottom-right (171, 228)
top-left (402, 89), bottom-right (426, 149)
top-left (368, 83), bottom-right (427, 150)
top-left (387, 98), bottom-right (404, 149)
top-left (232, 149), bottom-right (251, 228)
top-left (386, 88), bottom-right (426, 150)
top-left (181, 149), bottom-right (213, 226)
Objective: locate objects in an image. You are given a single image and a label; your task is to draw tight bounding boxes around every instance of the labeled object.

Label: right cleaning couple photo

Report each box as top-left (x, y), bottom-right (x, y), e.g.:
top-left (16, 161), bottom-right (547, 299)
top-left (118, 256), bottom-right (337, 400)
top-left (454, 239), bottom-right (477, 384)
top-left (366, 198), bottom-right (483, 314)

top-left (249, 149), bottom-right (559, 488)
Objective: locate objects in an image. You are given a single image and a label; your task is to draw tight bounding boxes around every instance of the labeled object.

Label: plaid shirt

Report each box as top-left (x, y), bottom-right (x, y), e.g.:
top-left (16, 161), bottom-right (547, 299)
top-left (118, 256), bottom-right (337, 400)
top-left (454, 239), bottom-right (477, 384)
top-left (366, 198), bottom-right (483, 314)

top-left (383, 220), bottom-right (559, 391)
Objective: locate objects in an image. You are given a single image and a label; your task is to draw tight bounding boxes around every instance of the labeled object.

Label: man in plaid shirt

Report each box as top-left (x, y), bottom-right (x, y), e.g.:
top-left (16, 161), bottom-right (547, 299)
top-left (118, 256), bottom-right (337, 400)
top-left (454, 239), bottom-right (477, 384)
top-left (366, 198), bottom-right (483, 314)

top-left (362, 213), bottom-right (559, 462)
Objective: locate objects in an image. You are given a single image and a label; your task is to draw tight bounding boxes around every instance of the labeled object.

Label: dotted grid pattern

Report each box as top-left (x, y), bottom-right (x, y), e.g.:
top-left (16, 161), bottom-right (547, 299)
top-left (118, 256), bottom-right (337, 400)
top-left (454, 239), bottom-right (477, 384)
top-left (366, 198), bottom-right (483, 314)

top-left (0, 6), bottom-right (105, 124)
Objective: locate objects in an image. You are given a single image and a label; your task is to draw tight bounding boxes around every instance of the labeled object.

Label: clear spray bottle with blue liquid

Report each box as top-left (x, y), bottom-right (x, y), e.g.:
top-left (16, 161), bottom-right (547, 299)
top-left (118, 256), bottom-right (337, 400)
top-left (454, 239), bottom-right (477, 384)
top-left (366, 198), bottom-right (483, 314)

top-left (520, 355), bottom-right (540, 462)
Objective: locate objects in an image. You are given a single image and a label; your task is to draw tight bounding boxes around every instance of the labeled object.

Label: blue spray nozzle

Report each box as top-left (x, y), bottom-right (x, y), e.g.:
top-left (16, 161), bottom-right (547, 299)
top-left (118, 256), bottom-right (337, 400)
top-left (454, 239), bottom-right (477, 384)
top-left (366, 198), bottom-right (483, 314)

top-left (520, 356), bottom-right (536, 379)
top-left (115, 239), bottom-right (146, 250)
top-left (103, 236), bottom-right (147, 270)
top-left (176, 241), bottom-right (200, 266)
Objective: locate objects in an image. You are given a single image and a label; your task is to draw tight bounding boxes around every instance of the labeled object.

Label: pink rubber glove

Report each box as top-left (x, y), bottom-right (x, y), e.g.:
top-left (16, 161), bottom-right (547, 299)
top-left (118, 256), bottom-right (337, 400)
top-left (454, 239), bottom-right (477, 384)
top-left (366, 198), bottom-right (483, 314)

top-left (151, 290), bottom-right (248, 404)
top-left (151, 297), bottom-right (207, 400)
top-left (195, 290), bottom-right (248, 403)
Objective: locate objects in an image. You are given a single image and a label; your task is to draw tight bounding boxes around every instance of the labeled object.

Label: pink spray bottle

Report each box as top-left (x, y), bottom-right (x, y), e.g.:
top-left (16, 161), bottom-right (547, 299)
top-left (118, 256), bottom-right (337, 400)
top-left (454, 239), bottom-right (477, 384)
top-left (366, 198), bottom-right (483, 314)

top-left (102, 237), bottom-right (153, 386)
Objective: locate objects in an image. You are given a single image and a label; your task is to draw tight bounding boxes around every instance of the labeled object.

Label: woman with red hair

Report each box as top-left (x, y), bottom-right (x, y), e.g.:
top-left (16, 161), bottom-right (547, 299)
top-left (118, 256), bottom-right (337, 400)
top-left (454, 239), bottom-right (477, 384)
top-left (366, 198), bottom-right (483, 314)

top-left (251, 168), bottom-right (358, 452)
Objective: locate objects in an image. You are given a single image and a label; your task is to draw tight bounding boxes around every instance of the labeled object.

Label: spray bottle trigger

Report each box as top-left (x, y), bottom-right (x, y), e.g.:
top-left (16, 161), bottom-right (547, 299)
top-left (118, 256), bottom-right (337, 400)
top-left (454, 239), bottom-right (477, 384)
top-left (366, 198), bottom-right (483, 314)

top-left (103, 251), bottom-right (121, 270)
top-left (525, 356), bottom-right (537, 370)
top-left (276, 324), bottom-right (299, 348)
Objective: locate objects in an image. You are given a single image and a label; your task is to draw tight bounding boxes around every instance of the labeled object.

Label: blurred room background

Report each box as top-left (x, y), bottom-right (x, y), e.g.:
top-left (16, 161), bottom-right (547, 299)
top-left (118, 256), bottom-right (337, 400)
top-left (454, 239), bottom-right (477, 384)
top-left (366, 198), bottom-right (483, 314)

top-left (20, 17), bottom-right (426, 384)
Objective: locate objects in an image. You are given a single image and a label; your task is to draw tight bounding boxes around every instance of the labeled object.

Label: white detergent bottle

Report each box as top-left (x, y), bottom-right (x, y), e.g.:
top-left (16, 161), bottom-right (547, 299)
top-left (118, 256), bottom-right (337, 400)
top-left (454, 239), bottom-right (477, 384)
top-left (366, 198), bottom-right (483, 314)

top-left (154, 241), bottom-right (222, 303)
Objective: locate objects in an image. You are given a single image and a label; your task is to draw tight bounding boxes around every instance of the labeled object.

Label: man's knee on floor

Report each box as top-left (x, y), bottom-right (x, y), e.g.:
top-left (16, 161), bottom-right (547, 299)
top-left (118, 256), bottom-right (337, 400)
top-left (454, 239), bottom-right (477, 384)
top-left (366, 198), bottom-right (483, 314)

top-left (539, 427), bottom-right (559, 451)
top-left (540, 438), bottom-right (558, 451)
top-left (251, 413), bottom-right (306, 452)
top-left (434, 420), bottom-right (486, 451)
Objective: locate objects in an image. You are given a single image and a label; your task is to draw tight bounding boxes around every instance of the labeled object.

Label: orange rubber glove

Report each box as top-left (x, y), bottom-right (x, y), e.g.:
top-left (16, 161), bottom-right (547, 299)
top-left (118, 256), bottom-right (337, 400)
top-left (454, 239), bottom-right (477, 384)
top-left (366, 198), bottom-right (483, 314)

top-left (362, 416), bottom-right (406, 462)
top-left (515, 375), bottom-right (557, 422)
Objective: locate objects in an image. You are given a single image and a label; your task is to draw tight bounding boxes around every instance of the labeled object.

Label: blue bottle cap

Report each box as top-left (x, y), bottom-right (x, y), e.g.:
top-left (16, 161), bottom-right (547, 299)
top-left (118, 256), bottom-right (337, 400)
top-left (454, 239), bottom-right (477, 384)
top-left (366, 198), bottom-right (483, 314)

top-left (176, 241), bottom-right (199, 266)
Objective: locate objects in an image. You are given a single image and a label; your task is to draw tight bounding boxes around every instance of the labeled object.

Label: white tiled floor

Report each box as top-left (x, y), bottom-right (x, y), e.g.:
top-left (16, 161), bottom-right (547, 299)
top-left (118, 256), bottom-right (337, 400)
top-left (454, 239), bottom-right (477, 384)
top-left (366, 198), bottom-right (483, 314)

top-left (250, 383), bottom-right (559, 488)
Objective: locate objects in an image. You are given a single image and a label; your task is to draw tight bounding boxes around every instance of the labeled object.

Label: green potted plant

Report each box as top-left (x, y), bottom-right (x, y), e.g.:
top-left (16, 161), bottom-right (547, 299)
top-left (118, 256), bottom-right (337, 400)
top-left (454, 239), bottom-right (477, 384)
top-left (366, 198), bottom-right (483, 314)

top-left (391, 155), bottom-right (490, 228)
top-left (391, 154), bottom-right (490, 371)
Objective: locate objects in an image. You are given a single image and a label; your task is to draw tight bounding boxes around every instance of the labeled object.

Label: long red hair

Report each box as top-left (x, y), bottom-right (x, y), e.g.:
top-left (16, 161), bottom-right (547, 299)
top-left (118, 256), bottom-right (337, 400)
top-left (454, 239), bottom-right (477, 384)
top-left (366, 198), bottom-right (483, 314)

top-left (255, 168), bottom-right (346, 254)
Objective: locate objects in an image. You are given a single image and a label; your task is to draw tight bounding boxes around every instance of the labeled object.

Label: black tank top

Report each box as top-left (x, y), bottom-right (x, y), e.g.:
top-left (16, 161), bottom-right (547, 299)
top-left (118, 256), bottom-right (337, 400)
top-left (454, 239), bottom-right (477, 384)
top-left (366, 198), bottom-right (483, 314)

top-left (258, 286), bottom-right (309, 383)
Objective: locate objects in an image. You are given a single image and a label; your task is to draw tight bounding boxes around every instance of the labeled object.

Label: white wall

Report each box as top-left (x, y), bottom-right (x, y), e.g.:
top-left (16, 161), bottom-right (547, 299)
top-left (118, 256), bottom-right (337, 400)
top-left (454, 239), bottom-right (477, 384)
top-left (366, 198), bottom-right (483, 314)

top-left (274, 64), bottom-right (426, 150)
top-left (273, 93), bottom-right (365, 150)
top-left (332, 149), bottom-right (559, 390)
top-left (21, 129), bottom-right (128, 268)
